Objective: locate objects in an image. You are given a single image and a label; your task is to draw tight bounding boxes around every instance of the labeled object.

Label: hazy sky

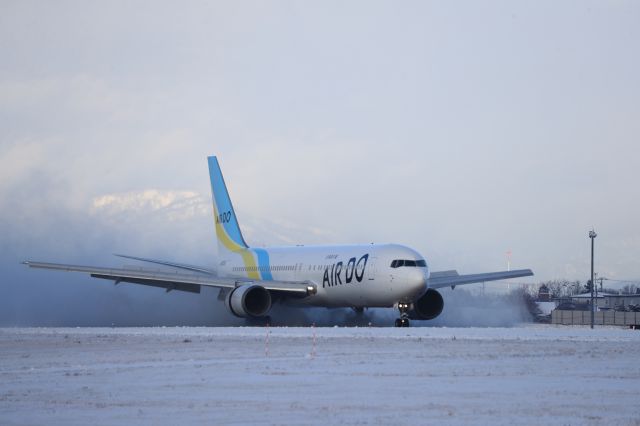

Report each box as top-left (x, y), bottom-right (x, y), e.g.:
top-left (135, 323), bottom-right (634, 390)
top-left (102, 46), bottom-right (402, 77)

top-left (1, 1), bottom-right (639, 324)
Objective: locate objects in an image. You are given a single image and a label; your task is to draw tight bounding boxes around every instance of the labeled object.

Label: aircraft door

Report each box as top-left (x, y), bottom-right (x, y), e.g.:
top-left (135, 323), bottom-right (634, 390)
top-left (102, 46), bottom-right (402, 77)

top-left (366, 257), bottom-right (377, 281)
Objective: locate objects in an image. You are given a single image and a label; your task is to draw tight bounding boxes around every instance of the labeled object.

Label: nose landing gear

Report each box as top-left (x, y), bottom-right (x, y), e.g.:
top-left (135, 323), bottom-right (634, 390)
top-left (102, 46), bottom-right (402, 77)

top-left (395, 303), bottom-right (410, 327)
top-left (394, 318), bottom-right (410, 327)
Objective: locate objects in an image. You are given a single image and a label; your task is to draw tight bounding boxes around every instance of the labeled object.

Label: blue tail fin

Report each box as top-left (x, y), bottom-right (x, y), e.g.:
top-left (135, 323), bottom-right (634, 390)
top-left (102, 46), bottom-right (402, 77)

top-left (207, 156), bottom-right (249, 251)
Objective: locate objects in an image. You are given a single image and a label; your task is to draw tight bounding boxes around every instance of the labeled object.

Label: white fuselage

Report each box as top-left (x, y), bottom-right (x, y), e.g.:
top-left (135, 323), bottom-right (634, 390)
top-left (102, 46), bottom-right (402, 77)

top-left (218, 243), bottom-right (430, 308)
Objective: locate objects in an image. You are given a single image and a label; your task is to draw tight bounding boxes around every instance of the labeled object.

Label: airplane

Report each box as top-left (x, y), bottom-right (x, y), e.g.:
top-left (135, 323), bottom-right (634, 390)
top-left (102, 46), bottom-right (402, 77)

top-left (24, 156), bottom-right (534, 327)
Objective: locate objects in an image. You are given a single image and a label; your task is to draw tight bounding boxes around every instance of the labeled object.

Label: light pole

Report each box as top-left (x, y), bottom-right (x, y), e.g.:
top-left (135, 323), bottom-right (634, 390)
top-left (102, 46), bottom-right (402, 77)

top-left (589, 229), bottom-right (597, 329)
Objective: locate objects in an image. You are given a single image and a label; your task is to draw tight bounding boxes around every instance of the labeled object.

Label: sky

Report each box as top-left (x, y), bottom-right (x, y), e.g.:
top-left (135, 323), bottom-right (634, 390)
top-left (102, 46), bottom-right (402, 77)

top-left (1, 1), bottom-right (639, 325)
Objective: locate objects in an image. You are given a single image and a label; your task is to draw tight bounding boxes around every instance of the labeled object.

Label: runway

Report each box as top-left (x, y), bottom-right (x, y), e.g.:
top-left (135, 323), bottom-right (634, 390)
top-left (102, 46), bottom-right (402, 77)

top-left (1, 326), bottom-right (639, 425)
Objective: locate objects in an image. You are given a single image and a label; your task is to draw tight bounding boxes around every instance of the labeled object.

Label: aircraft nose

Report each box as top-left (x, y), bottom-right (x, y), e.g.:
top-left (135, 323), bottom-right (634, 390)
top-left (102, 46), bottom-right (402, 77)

top-left (406, 268), bottom-right (428, 296)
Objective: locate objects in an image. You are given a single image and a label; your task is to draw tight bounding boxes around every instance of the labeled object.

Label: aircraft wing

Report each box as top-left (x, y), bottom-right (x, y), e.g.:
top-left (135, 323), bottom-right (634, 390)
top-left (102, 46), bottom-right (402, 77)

top-left (428, 269), bottom-right (533, 289)
top-left (22, 261), bottom-right (316, 296)
top-left (113, 254), bottom-right (217, 275)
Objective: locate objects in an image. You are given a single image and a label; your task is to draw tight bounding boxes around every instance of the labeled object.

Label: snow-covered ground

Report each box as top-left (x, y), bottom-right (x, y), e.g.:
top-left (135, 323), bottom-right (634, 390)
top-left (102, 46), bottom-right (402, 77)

top-left (1, 326), bottom-right (639, 425)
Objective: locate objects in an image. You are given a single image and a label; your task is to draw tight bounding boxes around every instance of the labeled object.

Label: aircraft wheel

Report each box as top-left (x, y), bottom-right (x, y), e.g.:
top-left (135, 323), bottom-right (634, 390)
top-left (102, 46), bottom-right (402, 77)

top-left (396, 303), bottom-right (410, 328)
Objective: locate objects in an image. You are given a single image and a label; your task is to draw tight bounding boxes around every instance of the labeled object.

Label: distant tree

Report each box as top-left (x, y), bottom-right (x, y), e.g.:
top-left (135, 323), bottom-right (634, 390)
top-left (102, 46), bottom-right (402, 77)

top-left (569, 280), bottom-right (581, 296)
top-left (543, 281), bottom-right (563, 298)
top-left (536, 280), bottom-right (582, 298)
top-left (621, 284), bottom-right (638, 295)
top-left (584, 280), bottom-right (593, 293)
top-left (524, 284), bottom-right (538, 298)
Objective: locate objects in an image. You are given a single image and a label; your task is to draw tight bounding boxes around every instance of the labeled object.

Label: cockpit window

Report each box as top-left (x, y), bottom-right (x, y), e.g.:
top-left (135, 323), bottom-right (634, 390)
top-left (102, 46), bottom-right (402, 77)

top-left (390, 259), bottom-right (427, 268)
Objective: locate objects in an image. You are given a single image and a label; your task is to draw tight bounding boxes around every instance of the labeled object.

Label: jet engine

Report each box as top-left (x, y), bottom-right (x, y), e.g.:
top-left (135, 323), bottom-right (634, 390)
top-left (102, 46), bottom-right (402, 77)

top-left (225, 284), bottom-right (272, 318)
top-left (408, 289), bottom-right (444, 320)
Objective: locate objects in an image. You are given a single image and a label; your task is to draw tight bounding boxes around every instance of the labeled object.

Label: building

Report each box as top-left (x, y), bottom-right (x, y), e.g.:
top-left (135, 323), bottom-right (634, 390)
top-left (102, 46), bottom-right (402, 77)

top-left (566, 293), bottom-right (640, 311)
top-left (537, 284), bottom-right (551, 301)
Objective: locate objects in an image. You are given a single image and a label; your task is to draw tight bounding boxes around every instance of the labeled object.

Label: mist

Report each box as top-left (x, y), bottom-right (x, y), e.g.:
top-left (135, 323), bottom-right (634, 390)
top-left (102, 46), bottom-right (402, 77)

top-left (2, 1), bottom-right (639, 327)
top-left (264, 288), bottom-right (532, 328)
top-left (0, 166), bottom-right (547, 328)
top-left (4, 250), bottom-right (532, 327)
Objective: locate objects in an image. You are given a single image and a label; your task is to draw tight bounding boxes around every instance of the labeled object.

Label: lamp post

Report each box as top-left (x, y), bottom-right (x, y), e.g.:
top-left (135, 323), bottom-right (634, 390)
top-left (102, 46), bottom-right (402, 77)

top-left (589, 229), bottom-right (597, 329)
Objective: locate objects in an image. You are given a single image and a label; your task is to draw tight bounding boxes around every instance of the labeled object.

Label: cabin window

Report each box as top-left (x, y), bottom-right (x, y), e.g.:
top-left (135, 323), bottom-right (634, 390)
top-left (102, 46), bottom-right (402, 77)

top-left (391, 259), bottom-right (427, 268)
top-left (390, 260), bottom-right (404, 268)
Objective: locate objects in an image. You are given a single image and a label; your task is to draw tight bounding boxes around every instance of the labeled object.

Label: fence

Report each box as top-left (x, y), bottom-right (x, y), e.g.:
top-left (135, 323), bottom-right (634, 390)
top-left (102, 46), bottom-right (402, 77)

top-left (552, 310), bottom-right (640, 327)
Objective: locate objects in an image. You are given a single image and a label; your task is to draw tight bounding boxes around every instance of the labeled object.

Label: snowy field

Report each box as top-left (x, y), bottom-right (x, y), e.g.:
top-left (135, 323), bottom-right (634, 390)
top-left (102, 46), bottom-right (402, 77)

top-left (1, 326), bottom-right (639, 425)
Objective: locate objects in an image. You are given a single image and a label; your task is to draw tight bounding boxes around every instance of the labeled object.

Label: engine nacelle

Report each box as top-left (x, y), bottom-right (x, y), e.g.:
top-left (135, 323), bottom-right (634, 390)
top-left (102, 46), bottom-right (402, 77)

top-left (226, 284), bottom-right (272, 318)
top-left (408, 289), bottom-right (444, 320)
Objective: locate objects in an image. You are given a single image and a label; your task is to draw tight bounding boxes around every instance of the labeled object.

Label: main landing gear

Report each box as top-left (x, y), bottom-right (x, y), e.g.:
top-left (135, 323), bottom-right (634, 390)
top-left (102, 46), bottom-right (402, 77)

top-left (395, 303), bottom-right (410, 327)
